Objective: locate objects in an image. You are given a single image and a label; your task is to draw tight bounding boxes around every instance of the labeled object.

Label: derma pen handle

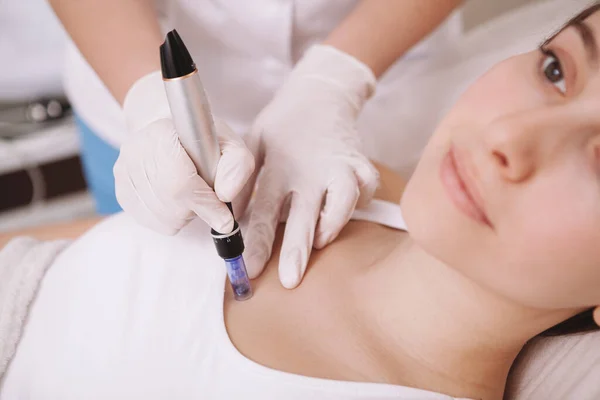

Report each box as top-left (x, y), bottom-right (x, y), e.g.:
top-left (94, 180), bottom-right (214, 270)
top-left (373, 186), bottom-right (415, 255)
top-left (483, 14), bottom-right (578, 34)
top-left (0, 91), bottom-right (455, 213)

top-left (160, 29), bottom-right (253, 301)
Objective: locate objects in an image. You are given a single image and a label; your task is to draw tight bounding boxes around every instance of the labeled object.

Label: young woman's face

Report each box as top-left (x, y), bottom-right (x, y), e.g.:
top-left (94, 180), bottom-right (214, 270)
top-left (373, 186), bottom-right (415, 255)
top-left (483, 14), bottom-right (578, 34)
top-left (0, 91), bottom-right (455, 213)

top-left (402, 7), bottom-right (600, 310)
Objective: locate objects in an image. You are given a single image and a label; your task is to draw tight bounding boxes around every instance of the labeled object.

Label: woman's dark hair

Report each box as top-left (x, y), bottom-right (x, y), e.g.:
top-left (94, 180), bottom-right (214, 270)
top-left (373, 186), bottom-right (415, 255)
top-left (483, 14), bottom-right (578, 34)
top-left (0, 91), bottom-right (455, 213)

top-left (542, 1), bottom-right (600, 47)
top-left (538, 2), bottom-right (600, 337)
top-left (540, 308), bottom-right (598, 337)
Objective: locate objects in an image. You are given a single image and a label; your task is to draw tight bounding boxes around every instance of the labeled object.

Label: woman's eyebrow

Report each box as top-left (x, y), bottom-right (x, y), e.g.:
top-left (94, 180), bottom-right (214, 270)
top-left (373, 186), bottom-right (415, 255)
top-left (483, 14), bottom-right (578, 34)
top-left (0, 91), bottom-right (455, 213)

top-left (573, 19), bottom-right (599, 68)
top-left (541, 4), bottom-right (600, 55)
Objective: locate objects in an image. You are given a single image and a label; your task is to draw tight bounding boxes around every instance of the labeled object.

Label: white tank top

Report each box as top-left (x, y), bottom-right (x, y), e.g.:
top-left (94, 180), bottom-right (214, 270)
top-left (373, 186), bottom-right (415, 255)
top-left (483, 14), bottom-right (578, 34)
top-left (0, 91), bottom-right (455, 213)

top-left (0, 200), bottom-right (474, 399)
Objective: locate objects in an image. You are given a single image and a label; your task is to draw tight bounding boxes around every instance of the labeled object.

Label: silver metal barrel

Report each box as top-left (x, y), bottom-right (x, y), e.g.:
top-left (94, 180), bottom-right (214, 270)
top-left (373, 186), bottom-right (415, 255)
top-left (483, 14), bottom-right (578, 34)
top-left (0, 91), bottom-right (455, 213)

top-left (163, 71), bottom-right (221, 188)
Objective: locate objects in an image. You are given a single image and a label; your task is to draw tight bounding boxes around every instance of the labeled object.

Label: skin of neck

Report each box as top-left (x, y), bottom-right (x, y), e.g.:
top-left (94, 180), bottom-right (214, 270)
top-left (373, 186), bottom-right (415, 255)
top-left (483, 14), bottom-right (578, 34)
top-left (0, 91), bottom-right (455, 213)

top-left (352, 237), bottom-right (578, 400)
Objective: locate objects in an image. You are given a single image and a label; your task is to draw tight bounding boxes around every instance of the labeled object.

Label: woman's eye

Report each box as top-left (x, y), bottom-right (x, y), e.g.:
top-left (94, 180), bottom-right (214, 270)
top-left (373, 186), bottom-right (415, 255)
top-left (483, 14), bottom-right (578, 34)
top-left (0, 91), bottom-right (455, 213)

top-left (541, 50), bottom-right (567, 94)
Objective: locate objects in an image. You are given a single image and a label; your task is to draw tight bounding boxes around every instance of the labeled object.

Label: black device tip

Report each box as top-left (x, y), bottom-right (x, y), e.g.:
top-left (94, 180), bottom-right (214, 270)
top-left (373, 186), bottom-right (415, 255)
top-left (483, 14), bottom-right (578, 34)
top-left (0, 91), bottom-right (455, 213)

top-left (160, 29), bottom-right (196, 79)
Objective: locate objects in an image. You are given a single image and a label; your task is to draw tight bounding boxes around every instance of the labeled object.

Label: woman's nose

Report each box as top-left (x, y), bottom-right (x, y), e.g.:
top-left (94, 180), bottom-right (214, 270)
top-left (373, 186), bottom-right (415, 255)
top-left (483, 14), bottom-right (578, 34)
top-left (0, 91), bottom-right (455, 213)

top-left (483, 106), bottom-right (591, 183)
top-left (483, 116), bottom-right (537, 182)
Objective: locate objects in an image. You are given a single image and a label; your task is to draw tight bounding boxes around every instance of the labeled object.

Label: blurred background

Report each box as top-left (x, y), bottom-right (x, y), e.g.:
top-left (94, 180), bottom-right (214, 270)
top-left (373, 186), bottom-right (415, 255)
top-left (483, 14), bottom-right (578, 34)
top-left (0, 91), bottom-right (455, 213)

top-left (0, 0), bottom-right (92, 232)
top-left (0, 0), bottom-right (561, 232)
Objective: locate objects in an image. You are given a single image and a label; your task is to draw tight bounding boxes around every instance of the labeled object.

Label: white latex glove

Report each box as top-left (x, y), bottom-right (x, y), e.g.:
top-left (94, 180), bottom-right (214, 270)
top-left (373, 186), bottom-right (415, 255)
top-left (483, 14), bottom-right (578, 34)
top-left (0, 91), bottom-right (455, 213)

top-left (114, 71), bottom-right (255, 235)
top-left (238, 45), bottom-right (380, 289)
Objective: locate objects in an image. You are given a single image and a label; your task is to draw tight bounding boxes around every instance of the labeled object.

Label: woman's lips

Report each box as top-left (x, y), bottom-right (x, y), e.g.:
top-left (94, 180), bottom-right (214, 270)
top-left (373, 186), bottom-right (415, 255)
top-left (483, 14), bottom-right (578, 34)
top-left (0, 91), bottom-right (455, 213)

top-left (440, 146), bottom-right (492, 227)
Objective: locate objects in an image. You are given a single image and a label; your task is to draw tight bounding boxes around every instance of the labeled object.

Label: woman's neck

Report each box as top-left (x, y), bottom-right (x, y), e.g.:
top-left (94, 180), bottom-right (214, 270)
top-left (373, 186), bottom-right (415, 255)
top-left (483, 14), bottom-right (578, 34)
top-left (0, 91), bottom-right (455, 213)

top-left (352, 238), bottom-right (573, 400)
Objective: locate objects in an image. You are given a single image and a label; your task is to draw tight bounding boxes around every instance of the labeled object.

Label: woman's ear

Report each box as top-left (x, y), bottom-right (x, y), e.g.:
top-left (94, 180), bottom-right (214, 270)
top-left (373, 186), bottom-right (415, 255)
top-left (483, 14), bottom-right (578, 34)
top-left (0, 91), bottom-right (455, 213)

top-left (593, 307), bottom-right (600, 326)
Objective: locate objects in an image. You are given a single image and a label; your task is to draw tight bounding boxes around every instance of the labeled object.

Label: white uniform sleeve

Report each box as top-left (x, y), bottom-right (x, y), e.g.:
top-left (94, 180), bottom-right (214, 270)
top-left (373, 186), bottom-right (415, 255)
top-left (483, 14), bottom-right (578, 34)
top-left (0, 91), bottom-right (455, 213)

top-left (0, 237), bottom-right (69, 381)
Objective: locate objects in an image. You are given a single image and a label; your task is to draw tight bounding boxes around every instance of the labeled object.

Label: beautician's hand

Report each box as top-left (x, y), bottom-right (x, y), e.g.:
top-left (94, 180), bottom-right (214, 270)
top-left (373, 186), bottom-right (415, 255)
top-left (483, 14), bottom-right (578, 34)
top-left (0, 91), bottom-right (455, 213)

top-left (239, 45), bottom-right (379, 289)
top-left (114, 71), bottom-right (255, 235)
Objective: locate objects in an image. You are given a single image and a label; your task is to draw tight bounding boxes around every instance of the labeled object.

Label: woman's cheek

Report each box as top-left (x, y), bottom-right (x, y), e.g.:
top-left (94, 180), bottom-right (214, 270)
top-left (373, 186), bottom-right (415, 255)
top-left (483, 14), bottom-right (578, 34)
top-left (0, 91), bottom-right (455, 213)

top-left (450, 54), bottom-right (543, 127)
top-left (511, 185), bottom-right (600, 302)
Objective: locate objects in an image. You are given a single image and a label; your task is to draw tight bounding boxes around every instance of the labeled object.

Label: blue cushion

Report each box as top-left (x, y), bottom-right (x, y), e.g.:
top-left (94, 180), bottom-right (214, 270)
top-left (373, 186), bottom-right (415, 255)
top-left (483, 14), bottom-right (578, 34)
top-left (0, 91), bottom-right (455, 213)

top-left (75, 115), bottom-right (122, 215)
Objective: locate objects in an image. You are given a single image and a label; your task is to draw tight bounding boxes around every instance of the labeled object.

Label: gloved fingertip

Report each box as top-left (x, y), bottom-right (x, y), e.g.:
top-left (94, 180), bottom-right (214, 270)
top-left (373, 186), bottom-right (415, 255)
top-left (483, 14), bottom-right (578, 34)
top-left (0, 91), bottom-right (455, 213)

top-left (245, 251), bottom-right (266, 279)
top-left (212, 215), bottom-right (235, 234)
top-left (280, 249), bottom-right (302, 289)
top-left (280, 267), bottom-right (301, 289)
top-left (215, 183), bottom-right (242, 204)
top-left (315, 223), bottom-right (337, 249)
top-left (313, 232), bottom-right (328, 250)
top-left (214, 189), bottom-right (233, 204)
top-left (214, 164), bottom-right (253, 203)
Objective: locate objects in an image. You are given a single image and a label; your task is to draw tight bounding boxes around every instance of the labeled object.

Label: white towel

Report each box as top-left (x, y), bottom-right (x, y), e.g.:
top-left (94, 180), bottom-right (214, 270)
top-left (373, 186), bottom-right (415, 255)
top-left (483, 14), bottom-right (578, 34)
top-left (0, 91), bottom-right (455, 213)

top-left (0, 237), bottom-right (69, 381)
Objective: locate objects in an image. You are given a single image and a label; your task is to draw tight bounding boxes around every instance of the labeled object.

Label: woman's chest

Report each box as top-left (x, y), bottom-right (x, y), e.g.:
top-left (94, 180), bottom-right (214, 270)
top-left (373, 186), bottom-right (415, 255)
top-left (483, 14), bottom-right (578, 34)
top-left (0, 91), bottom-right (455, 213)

top-left (225, 280), bottom-right (372, 383)
top-left (223, 222), bottom-right (402, 383)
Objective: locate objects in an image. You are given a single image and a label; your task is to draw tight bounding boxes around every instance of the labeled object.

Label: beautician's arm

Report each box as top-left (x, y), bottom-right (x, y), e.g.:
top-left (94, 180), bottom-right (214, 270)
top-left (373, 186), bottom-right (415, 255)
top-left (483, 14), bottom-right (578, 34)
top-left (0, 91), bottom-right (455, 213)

top-left (48, 0), bottom-right (163, 104)
top-left (0, 217), bottom-right (103, 249)
top-left (325, 0), bottom-right (463, 78)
